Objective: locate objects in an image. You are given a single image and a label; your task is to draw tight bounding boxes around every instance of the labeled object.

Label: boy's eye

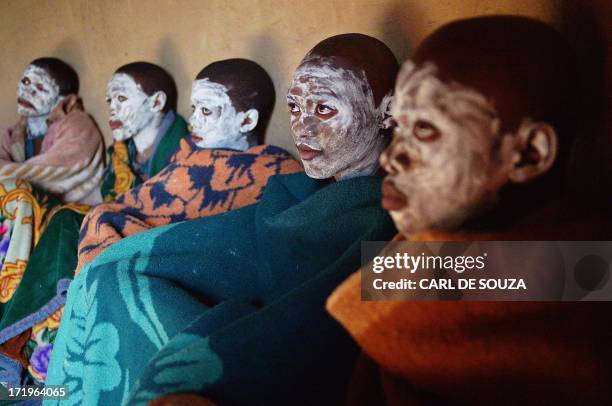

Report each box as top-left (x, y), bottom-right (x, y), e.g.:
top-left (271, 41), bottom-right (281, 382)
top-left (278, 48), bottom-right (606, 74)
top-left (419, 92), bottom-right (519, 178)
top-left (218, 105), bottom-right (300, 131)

top-left (21, 77), bottom-right (30, 86)
top-left (191, 105), bottom-right (195, 113)
top-left (201, 107), bottom-right (212, 116)
top-left (106, 97), bottom-right (111, 105)
top-left (316, 104), bottom-right (336, 116)
top-left (118, 95), bottom-right (127, 102)
top-left (413, 120), bottom-right (441, 142)
top-left (288, 102), bottom-right (300, 114)
top-left (36, 83), bottom-right (45, 92)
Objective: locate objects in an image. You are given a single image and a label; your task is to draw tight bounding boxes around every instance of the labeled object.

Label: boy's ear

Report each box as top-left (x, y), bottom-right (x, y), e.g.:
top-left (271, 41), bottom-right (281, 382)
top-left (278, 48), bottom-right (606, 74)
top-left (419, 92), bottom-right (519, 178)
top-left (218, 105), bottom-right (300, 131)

top-left (508, 120), bottom-right (558, 184)
top-left (150, 91), bottom-right (167, 113)
top-left (378, 93), bottom-right (394, 129)
top-left (239, 109), bottom-right (259, 133)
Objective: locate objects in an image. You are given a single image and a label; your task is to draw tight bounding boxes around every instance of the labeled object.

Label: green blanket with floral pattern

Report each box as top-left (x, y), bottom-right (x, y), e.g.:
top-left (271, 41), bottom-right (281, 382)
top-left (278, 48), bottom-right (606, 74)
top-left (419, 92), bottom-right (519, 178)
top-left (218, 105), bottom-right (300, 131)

top-left (44, 172), bottom-right (396, 405)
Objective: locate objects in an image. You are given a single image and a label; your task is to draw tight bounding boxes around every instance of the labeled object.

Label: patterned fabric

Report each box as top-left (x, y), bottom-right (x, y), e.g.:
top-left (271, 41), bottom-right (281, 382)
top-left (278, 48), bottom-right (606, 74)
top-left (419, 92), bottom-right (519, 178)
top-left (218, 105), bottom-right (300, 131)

top-left (0, 180), bottom-right (58, 303)
top-left (0, 114), bottom-right (189, 387)
top-left (0, 95), bottom-right (105, 205)
top-left (44, 173), bottom-right (397, 405)
top-left (0, 181), bottom-right (86, 387)
top-left (0, 99), bottom-right (102, 387)
top-left (104, 141), bottom-right (135, 202)
top-left (76, 138), bottom-right (302, 274)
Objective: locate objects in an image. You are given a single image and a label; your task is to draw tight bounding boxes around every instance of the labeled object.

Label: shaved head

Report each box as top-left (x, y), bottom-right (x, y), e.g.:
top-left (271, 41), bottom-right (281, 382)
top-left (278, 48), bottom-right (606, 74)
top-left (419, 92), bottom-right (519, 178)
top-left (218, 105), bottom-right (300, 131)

top-left (288, 33), bottom-right (398, 180)
top-left (382, 16), bottom-right (582, 235)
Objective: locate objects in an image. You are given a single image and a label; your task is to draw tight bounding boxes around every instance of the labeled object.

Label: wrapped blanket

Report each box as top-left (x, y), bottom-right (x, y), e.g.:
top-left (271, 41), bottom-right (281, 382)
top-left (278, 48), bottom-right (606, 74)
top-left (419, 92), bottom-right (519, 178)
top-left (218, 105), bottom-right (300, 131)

top-left (0, 180), bottom-right (64, 304)
top-left (76, 137), bottom-right (303, 273)
top-left (327, 223), bottom-right (612, 405)
top-left (0, 95), bottom-right (104, 205)
top-left (44, 172), bottom-right (396, 405)
top-left (0, 114), bottom-right (189, 385)
top-left (0, 181), bottom-right (87, 387)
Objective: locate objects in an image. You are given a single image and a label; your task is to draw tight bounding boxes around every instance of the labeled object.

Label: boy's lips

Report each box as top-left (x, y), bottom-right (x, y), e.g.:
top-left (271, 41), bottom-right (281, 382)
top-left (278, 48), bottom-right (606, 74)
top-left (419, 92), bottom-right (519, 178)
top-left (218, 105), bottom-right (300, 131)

top-left (381, 180), bottom-right (408, 211)
top-left (297, 144), bottom-right (322, 161)
top-left (17, 98), bottom-right (35, 110)
top-left (109, 120), bottom-right (123, 130)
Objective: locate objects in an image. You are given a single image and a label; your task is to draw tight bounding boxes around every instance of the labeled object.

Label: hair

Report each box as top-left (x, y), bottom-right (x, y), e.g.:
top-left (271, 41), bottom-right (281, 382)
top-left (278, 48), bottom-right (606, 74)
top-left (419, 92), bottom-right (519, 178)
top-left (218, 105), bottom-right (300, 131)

top-left (115, 62), bottom-right (177, 112)
top-left (195, 58), bottom-right (275, 143)
top-left (30, 57), bottom-right (79, 96)
top-left (300, 33), bottom-right (399, 106)
top-left (413, 16), bottom-right (584, 226)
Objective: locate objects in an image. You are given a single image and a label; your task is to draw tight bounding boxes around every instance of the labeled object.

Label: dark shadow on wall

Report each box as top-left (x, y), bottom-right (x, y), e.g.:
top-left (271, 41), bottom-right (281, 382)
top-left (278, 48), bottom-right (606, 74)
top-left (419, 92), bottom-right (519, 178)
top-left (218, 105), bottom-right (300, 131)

top-left (379, 3), bottom-right (413, 64)
top-left (52, 36), bottom-right (86, 74)
top-left (52, 36), bottom-right (107, 150)
top-left (246, 33), bottom-right (283, 145)
top-left (158, 36), bottom-right (191, 115)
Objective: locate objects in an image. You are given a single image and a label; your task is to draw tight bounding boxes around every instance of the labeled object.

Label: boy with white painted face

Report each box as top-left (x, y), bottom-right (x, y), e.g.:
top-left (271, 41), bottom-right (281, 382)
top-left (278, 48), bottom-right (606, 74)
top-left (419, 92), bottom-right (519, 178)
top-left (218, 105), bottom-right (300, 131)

top-left (0, 58), bottom-right (104, 203)
top-left (0, 62), bottom-right (189, 385)
top-left (0, 58), bottom-right (104, 385)
top-left (189, 59), bottom-right (263, 150)
top-left (101, 62), bottom-right (189, 200)
top-left (75, 58), bottom-right (300, 272)
top-left (45, 36), bottom-right (398, 405)
top-left (287, 34), bottom-right (395, 180)
top-left (328, 17), bottom-right (611, 405)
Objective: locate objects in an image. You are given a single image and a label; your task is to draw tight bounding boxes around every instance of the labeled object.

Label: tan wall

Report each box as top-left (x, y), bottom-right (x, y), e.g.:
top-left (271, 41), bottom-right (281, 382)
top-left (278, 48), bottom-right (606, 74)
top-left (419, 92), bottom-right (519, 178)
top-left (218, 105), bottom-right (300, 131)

top-left (0, 0), bottom-right (560, 154)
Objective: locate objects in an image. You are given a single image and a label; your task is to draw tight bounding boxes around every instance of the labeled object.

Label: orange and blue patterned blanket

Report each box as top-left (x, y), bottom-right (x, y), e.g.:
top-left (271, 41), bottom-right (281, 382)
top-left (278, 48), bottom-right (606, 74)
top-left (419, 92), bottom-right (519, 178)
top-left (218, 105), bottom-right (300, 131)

top-left (76, 137), bottom-right (303, 273)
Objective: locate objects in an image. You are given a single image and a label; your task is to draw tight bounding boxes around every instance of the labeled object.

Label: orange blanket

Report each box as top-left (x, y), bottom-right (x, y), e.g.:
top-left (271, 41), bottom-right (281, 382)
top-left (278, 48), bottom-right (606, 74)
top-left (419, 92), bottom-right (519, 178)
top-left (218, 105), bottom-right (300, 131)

top-left (76, 138), bottom-right (302, 274)
top-left (327, 219), bottom-right (612, 405)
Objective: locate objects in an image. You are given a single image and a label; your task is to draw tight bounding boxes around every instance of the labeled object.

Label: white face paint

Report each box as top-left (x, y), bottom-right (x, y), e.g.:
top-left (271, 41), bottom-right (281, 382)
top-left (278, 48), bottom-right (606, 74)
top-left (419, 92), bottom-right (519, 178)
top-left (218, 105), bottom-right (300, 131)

top-left (287, 56), bottom-right (391, 180)
top-left (380, 60), bottom-right (516, 235)
top-left (106, 73), bottom-right (161, 143)
top-left (189, 79), bottom-right (257, 151)
top-left (16, 65), bottom-right (61, 118)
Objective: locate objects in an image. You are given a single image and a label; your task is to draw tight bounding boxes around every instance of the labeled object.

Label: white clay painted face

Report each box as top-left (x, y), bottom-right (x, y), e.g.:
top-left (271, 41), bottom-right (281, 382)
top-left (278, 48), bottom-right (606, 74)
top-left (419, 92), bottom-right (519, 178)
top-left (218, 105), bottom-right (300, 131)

top-left (189, 79), bottom-right (257, 150)
top-left (380, 60), bottom-right (513, 235)
top-left (287, 57), bottom-right (390, 180)
top-left (106, 73), bottom-right (157, 142)
top-left (16, 65), bottom-right (61, 117)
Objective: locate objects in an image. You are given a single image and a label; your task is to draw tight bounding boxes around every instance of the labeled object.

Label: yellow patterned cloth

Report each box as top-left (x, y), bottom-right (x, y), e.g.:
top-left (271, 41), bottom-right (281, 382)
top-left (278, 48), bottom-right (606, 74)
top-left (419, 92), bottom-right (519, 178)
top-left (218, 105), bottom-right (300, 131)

top-left (0, 180), bottom-right (88, 302)
top-left (0, 180), bottom-right (88, 382)
top-left (0, 180), bottom-right (53, 302)
top-left (104, 141), bottom-right (135, 202)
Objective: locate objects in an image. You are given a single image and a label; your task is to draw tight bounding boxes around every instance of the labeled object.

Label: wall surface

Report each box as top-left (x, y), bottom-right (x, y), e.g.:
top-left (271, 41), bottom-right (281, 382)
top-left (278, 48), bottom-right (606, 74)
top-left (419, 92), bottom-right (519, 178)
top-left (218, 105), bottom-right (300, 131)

top-left (0, 0), bottom-right (561, 154)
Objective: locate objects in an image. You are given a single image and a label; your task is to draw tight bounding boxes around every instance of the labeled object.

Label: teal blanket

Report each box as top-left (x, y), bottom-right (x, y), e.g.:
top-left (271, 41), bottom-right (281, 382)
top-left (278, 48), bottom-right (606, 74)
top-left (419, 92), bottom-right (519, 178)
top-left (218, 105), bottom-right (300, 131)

top-left (44, 172), bottom-right (396, 405)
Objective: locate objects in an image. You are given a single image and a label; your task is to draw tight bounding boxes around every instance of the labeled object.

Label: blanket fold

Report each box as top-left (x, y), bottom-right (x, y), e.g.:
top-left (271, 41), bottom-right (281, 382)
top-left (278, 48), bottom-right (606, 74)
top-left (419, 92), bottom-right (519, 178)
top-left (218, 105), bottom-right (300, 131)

top-left (76, 138), bottom-right (303, 273)
top-left (0, 114), bottom-right (190, 386)
top-left (327, 228), bottom-right (612, 405)
top-left (44, 172), bottom-right (396, 405)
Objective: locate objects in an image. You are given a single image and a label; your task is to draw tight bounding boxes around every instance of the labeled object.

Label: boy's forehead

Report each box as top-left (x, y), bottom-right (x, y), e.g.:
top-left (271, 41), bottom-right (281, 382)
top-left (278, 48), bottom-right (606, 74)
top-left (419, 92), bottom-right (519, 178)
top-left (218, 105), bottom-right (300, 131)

top-left (290, 61), bottom-right (363, 99)
top-left (24, 64), bottom-right (49, 78)
top-left (392, 64), bottom-right (442, 112)
top-left (107, 73), bottom-right (140, 92)
top-left (191, 79), bottom-right (229, 100)
top-left (392, 61), bottom-right (495, 121)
